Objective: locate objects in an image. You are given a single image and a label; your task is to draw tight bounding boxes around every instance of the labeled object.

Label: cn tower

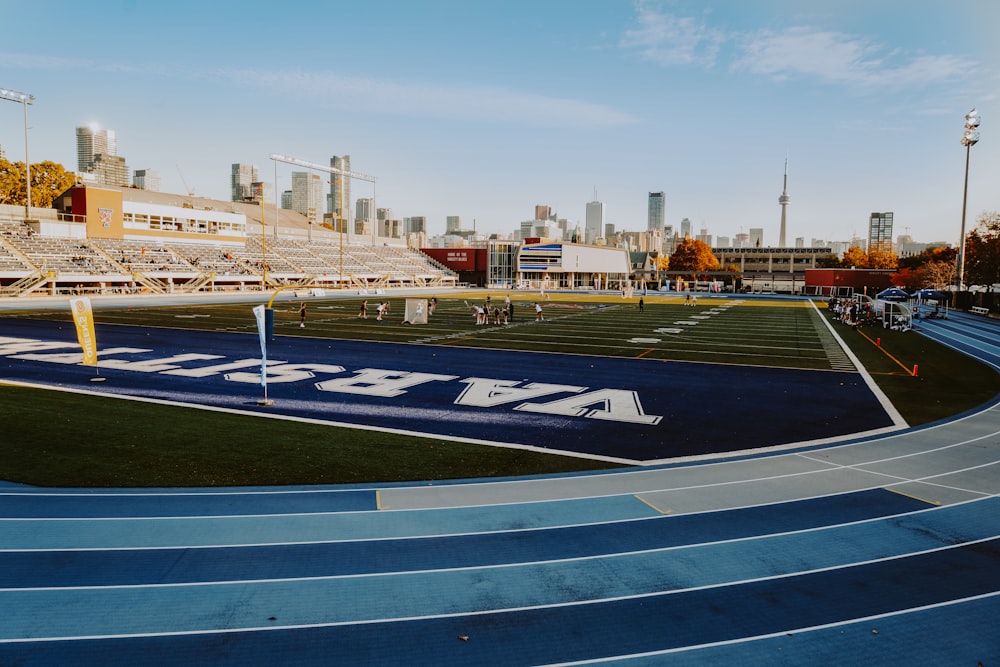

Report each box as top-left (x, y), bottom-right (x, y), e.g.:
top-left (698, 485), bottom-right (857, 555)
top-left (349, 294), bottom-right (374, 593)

top-left (778, 157), bottom-right (790, 247)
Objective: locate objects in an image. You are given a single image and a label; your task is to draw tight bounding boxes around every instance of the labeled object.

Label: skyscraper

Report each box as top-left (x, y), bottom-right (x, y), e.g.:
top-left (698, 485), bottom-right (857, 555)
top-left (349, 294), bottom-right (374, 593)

top-left (647, 192), bottom-right (665, 233)
top-left (76, 125), bottom-right (116, 171)
top-left (231, 163), bottom-right (258, 202)
top-left (355, 197), bottom-right (374, 235)
top-left (404, 216), bottom-right (427, 234)
top-left (585, 200), bottom-right (604, 244)
top-left (778, 158), bottom-right (790, 247)
top-left (133, 168), bottom-right (161, 192)
top-left (290, 172), bottom-right (324, 222)
top-left (868, 212), bottom-right (894, 252)
top-left (329, 155), bottom-right (351, 227)
top-left (76, 125), bottom-right (127, 186)
top-left (535, 205), bottom-right (555, 222)
top-left (680, 218), bottom-right (692, 239)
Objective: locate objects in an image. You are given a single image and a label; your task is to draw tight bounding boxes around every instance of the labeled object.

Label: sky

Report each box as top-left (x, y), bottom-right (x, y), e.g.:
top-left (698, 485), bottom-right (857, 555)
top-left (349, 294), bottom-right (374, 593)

top-left (1, 0), bottom-right (998, 244)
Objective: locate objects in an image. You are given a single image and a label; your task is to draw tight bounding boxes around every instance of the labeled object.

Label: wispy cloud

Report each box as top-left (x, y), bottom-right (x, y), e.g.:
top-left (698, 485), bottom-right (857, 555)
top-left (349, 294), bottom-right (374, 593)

top-left (621, 6), bottom-right (978, 91)
top-left (218, 68), bottom-right (638, 128)
top-left (619, 2), bottom-right (725, 67)
top-left (2, 52), bottom-right (636, 129)
top-left (733, 27), bottom-right (977, 89)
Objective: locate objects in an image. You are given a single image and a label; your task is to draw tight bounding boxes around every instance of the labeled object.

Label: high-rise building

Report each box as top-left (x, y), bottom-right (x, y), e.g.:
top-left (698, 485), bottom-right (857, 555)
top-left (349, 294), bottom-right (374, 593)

top-left (446, 216), bottom-right (462, 234)
top-left (749, 228), bottom-right (764, 247)
top-left (404, 216), bottom-right (426, 234)
top-left (868, 212), bottom-right (894, 251)
top-left (231, 163), bottom-right (258, 202)
top-left (290, 172), bottom-right (324, 222)
top-left (328, 155), bottom-right (351, 226)
top-left (535, 205), bottom-right (553, 222)
top-left (133, 168), bottom-right (161, 192)
top-left (585, 200), bottom-right (604, 244)
top-left (0, 143), bottom-right (6, 160)
top-left (648, 192), bottom-right (665, 233)
top-left (76, 125), bottom-right (127, 186)
top-left (680, 218), bottom-right (692, 239)
top-left (355, 198), bottom-right (374, 235)
top-left (90, 154), bottom-right (129, 187)
top-left (76, 125), bottom-right (116, 171)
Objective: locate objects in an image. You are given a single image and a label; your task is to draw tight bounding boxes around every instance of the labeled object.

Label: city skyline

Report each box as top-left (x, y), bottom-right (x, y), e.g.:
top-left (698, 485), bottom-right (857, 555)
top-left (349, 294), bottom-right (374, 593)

top-left (1, 1), bottom-right (997, 244)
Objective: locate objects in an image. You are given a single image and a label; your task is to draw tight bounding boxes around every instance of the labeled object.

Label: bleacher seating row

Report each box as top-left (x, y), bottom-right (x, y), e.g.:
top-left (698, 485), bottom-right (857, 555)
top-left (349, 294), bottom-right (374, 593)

top-left (0, 217), bottom-right (456, 296)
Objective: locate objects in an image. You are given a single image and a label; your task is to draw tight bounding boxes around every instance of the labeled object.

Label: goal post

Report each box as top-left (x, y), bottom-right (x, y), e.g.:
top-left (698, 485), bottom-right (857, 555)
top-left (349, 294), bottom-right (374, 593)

top-left (404, 298), bottom-right (429, 324)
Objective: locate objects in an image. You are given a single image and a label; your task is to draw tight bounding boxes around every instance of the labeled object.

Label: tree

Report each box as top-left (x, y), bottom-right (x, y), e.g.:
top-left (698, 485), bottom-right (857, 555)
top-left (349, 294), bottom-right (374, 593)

top-left (898, 246), bottom-right (956, 271)
top-left (893, 246), bottom-right (956, 290)
top-left (654, 255), bottom-right (670, 271)
top-left (963, 211), bottom-right (1000, 287)
top-left (0, 159), bottom-right (76, 208)
top-left (669, 238), bottom-right (720, 276)
top-left (865, 247), bottom-right (898, 270)
top-left (815, 254), bottom-right (842, 268)
top-left (841, 246), bottom-right (866, 268)
top-left (889, 267), bottom-right (924, 292)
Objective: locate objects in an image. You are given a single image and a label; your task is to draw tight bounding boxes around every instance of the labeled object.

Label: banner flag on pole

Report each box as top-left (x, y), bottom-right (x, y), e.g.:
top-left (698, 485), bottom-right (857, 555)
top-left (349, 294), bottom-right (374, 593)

top-left (69, 297), bottom-right (98, 366)
top-left (252, 304), bottom-right (268, 388)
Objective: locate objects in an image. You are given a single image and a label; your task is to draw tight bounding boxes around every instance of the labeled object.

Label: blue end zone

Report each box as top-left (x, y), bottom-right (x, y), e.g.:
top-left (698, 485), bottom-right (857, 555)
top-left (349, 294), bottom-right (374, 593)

top-left (0, 318), bottom-right (897, 461)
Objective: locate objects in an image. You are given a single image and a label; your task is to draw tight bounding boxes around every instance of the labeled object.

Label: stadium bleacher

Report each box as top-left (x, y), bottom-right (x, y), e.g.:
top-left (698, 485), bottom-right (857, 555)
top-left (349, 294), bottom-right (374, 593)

top-left (0, 222), bottom-right (456, 296)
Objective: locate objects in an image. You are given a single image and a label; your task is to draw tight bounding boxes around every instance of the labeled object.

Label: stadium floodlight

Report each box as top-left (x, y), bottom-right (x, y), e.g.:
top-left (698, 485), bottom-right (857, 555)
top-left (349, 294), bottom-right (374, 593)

top-left (0, 87), bottom-right (35, 220)
top-left (269, 153), bottom-right (379, 282)
top-left (956, 108), bottom-right (982, 295)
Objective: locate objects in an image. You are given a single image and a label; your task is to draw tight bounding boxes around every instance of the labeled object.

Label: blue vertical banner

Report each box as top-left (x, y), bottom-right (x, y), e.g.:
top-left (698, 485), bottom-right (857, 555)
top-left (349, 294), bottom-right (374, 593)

top-left (252, 304), bottom-right (267, 390)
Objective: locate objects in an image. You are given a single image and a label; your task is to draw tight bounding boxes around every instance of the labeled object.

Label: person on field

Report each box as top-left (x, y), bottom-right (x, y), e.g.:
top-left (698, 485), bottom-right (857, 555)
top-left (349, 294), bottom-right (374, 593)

top-left (535, 302), bottom-right (543, 321)
top-left (298, 302), bottom-right (307, 328)
top-left (358, 300), bottom-right (368, 319)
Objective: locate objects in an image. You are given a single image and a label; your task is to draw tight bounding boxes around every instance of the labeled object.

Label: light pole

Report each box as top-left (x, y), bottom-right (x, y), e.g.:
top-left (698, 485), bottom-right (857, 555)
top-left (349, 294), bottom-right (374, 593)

top-left (0, 87), bottom-right (35, 220)
top-left (956, 108), bottom-right (981, 294)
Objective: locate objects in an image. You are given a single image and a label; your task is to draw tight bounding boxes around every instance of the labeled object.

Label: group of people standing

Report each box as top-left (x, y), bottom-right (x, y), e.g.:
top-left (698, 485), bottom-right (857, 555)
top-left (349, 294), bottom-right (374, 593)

top-left (356, 299), bottom-right (392, 321)
top-left (828, 297), bottom-right (875, 326)
top-left (473, 294), bottom-right (516, 325)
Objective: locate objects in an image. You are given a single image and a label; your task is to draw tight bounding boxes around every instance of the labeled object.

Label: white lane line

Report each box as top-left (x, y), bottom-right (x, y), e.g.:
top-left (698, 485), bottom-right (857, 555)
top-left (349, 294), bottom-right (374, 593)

top-left (0, 538), bottom-right (994, 641)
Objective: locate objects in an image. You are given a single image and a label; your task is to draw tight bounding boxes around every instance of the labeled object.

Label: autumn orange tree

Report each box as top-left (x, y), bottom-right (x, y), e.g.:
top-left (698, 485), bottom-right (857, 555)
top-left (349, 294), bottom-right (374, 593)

top-left (841, 246), bottom-right (866, 268)
top-left (964, 211), bottom-right (1000, 287)
top-left (891, 246), bottom-right (956, 290)
top-left (838, 245), bottom-right (898, 270)
top-left (670, 238), bottom-right (720, 278)
top-left (0, 159), bottom-right (76, 208)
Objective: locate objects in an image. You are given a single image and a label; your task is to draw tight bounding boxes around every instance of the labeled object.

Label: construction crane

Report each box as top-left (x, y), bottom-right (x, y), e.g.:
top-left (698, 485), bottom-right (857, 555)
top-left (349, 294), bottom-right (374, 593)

top-left (175, 165), bottom-right (196, 196)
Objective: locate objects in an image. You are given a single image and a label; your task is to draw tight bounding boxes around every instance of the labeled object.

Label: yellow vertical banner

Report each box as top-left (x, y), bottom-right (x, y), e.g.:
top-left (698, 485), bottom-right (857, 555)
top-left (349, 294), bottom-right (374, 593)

top-left (69, 296), bottom-right (98, 366)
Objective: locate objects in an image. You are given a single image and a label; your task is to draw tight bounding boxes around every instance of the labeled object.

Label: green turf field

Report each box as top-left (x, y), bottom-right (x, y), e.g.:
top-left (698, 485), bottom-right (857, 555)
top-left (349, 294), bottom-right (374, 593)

top-left (1, 292), bottom-right (997, 487)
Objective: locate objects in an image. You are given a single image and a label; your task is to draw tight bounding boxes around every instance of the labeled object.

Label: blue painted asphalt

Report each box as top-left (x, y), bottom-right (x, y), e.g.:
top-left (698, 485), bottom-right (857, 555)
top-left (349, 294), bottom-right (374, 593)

top-left (0, 488), bottom-right (931, 587)
top-left (3, 535), bottom-right (996, 665)
top-left (917, 310), bottom-right (1000, 370)
top-left (0, 489), bottom-right (376, 518)
top-left (0, 316), bottom-right (897, 461)
top-left (1, 301), bottom-right (997, 665)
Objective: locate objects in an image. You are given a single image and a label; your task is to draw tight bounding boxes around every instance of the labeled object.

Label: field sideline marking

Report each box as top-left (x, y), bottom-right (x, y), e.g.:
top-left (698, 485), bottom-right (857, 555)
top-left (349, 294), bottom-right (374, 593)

top-left (810, 301), bottom-right (908, 428)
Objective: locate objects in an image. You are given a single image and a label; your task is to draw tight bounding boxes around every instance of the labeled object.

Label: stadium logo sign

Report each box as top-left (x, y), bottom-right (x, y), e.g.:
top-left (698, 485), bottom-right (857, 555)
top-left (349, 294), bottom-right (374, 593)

top-left (0, 336), bottom-right (662, 425)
